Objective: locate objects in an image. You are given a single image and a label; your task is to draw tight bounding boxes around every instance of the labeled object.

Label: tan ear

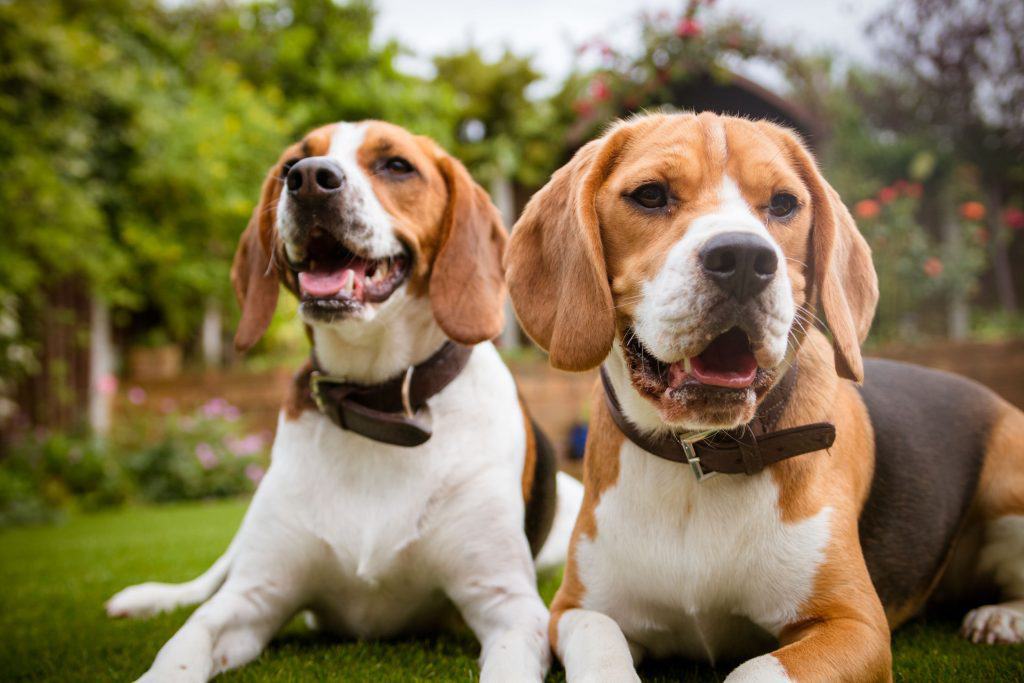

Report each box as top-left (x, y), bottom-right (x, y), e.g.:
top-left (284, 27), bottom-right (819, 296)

top-left (505, 133), bottom-right (623, 371)
top-left (783, 132), bottom-right (878, 381)
top-left (429, 155), bottom-right (508, 345)
top-left (231, 170), bottom-right (282, 353)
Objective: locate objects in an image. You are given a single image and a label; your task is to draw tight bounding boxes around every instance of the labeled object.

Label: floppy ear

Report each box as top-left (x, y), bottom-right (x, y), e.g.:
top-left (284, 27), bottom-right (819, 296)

top-left (231, 170), bottom-right (283, 353)
top-left (429, 154), bottom-right (508, 345)
top-left (784, 132), bottom-right (878, 382)
top-left (505, 133), bottom-right (622, 371)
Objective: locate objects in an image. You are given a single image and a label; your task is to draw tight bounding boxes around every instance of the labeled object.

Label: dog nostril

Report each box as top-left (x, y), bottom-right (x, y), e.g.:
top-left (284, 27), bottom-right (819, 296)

top-left (703, 248), bottom-right (736, 275)
top-left (315, 167), bottom-right (342, 190)
top-left (286, 168), bottom-right (303, 192)
top-left (754, 249), bottom-right (778, 276)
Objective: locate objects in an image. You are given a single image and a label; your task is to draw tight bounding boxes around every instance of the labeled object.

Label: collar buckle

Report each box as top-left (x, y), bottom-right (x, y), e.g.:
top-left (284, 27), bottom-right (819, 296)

top-left (400, 366), bottom-right (415, 419)
top-left (678, 430), bottom-right (717, 482)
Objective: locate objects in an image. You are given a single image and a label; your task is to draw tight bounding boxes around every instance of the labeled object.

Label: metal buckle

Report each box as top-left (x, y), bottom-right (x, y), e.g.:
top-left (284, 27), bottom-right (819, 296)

top-left (678, 430), bottom-right (717, 482)
top-left (400, 366), bottom-right (415, 418)
top-left (310, 371), bottom-right (328, 413)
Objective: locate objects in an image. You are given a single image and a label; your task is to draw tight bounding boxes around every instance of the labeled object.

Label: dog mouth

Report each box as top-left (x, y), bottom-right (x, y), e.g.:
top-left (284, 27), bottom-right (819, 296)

top-left (623, 326), bottom-right (774, 425)
top-left (626, 327), bottom-right (759, 389)
top-left (286, 229), bottom-right (410, 317)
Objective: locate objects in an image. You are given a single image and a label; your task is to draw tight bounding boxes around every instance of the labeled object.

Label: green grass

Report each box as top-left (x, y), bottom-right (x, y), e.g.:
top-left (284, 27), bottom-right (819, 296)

top-left (1, 500), bottom-right (1021, 681)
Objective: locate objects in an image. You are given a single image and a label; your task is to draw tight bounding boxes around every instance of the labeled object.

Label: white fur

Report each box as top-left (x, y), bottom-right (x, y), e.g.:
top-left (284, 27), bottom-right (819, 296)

top-left (725, 654), bottom-right (793, 682)
top-left (960, 514), bottom-right (1024, 644)
top-left (107, 122), bottom-right (579, 681)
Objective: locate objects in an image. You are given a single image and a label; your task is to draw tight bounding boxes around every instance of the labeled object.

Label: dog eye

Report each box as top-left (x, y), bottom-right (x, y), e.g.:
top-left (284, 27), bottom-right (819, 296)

top-left (383, 157), bottom-right (415, 175)
top-left (768, 192), bottom-right (798, 218)
top-left (629, 183), bottom-right (668, 209)
top-left (280, 158), bottom-right (301, 179)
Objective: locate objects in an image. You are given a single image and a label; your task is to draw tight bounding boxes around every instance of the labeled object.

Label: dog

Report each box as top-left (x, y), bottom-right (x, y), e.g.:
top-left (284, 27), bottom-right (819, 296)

top-left (106, 120), bottom-right (583, 682)
top-left (504, 111), bottom-right (1024, 682)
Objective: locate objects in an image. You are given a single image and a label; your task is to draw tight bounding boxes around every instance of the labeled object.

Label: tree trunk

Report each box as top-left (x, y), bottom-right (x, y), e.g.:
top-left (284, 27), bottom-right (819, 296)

top-left (986, 183), bottom-right (1018, 313)
top-left (490, 174), bottom-right (521, 349)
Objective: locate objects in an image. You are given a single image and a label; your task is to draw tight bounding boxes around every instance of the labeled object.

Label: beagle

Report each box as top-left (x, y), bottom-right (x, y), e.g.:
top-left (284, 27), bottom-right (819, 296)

top-left (106, 121), bottom-right (582, 682)
top-left (505, 112), bottom-right (1024, 682)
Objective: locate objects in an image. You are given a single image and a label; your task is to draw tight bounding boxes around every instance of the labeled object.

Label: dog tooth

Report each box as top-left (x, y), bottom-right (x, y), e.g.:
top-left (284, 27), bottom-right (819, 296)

top-left (684, 357), bottom-right (692, 373)
top-left (341, 270), bottom-right (354, 296)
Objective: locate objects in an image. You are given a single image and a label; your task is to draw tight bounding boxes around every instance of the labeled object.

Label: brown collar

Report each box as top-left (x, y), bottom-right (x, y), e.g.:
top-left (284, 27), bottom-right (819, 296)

top-left (600, 364), bottom-right (835, 481)
top-left (300, 342), bottom-right (473, 447)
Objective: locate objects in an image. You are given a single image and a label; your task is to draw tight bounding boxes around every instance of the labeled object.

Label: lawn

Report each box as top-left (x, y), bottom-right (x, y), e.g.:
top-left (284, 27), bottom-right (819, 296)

top-left (0, 500), bottom-right (1021, 682)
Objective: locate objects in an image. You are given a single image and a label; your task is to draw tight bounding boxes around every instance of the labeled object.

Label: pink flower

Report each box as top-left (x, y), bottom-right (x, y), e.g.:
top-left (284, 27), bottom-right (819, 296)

top-left (227, 433), bottom-right (265, 457)
top-left (195, 442), bottom-right (219, 469)
top-left (877, 186), bottom-right (898, 204)
top-left (128, 387), bottom-right (146, 405)
top-left (675, 18), bottom-right (702, 38)
top-left (97, 374), bottom-right (118, 397)
top-left (923, 257), bottom-right (944, 278)
top-left (245, 464), bottom-right (266, 486)
top-left (202, 398), bottom-right (229, 417)
top-left (1004, 207), bottom-right (1024, 230)
top-left (589, 78), bottom-right (610, 102)
top-left (223, 405), bottom-right (241, 422)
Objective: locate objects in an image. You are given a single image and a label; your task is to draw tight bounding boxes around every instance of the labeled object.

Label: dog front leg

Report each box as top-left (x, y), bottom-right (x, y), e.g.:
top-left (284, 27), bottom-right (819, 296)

top-left (727, 614), bottom-right (891, 683)
top-left (553, 608), bottom-right (641, 683)
top-left (135, 577), bottom-right (299, 682)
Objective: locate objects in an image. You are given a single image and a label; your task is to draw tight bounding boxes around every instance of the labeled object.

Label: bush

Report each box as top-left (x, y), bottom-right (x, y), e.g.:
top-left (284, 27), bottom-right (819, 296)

top-left (0, 397), bottom-right (269, 527)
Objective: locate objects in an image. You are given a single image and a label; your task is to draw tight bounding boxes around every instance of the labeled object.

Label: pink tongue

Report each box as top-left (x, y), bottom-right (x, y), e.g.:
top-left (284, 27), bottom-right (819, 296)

top-left (666, 328), bottom-right (758, 389)
top-left (690, 354), bottom-right (757, 388)
top-left (298, 269), bottom-right (351, 297)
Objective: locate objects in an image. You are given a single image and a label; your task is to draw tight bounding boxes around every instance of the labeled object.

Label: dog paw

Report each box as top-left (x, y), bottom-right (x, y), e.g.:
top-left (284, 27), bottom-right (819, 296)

top-left (106, 582), bottom-right (182, 619)
top-left (726, 655), bottom-right (792, 682)
top-left (961, 604), bottom-right (1024, 644)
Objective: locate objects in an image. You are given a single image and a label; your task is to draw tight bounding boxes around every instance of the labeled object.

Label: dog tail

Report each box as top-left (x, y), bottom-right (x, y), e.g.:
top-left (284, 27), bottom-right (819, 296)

top-left (534, 471), bottom-right (584, 572)
top-left (105, 541), bottom-right (237, 619)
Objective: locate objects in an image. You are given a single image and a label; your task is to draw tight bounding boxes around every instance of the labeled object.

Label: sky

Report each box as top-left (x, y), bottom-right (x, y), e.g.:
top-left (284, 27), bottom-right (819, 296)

top-left (373, 0), bottom-right (891, 95)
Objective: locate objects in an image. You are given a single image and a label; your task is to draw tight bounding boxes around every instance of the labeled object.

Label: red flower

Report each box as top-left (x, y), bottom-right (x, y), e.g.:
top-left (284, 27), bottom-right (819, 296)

top-left (877, 186), bottom-right (898, 204)
top-left (959, 201), bottom-right (986, 222)
top-left (675, 18), bottom-right (702, 38)
top-left (590, 78), bottom-right (610, 102)
top-left (572, 99), bottom-right (594, 117)
top-left (905, 182), bottom-right (923, 199)
top-left (1003, 207), bottom-right (1024, 230)
top-left (923, 257), bottom-right (944, 278)
top-left (855, 199), bottom-right (881, 219)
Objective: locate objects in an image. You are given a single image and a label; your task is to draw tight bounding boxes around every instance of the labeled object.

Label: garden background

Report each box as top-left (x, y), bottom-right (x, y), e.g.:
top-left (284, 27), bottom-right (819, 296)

top-left (1, 0), bottom-right (1023, 680)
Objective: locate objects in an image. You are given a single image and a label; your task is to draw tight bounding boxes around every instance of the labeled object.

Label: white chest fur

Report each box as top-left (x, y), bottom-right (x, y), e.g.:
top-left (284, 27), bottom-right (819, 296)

top-left (245, 343), bottom-right (528, 638)
top-left (576, 441), bottom-right (832, 662)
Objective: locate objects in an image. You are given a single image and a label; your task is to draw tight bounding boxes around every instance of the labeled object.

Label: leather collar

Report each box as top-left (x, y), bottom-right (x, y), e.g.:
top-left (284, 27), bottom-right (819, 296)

top-left (600, 364), bottom-right (835, 481)
top-left (302, 341), bottom-right (473, 447)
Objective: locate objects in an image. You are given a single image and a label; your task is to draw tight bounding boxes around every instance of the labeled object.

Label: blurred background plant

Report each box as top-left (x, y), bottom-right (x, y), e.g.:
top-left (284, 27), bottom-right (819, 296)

top-left (1, 0), bottom-right (1022, 524)
top-left (1, 394), bottom-right (268, 527)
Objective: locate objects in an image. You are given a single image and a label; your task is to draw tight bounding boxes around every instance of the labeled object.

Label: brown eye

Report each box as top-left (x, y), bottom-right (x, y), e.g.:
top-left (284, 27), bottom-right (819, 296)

top-left (629, 183), bottom-right (668, 209)
top-left (383, 157), bottom-right (414, 175)
top-left (280, 158), bottom-right (301, 178)
top-left (769, 192), bottom-right (798, 218)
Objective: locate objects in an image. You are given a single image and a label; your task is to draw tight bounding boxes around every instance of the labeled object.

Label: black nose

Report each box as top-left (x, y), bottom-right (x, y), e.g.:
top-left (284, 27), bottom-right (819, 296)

top-left (286, 157), bottom-right (344, 198)
top-left (699, 232), bottom-right (779, 303)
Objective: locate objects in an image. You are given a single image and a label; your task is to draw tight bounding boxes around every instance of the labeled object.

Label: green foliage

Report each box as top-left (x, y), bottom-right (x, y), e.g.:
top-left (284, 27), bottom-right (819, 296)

top-left (0, 398), bottom-right (269, 527)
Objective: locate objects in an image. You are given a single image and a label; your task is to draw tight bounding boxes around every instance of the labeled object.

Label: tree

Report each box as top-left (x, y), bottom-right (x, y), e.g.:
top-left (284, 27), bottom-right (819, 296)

top-left (867, 0), bottom-right (1024, 313)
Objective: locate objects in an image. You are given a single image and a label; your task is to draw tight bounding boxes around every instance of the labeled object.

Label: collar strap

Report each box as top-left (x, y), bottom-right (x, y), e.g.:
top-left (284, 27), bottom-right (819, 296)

top-left (599, 365), bottom-right (835, 481)
top-left (306, 341), bottom-right (473, 447)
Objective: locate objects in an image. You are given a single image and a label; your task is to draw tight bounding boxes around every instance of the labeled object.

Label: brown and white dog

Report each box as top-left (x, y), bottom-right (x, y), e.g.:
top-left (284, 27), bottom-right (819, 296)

top-left (106, 121), bottom-right (582, 682)
top-left (505, 112), bottom-right (1024, 682)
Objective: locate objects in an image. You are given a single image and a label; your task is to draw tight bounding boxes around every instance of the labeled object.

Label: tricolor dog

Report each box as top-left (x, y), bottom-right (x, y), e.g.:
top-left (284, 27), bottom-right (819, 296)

top-left (505, 112), bottom-right (1024, 682)
top-left (106, 121), bottom-right (582, 682)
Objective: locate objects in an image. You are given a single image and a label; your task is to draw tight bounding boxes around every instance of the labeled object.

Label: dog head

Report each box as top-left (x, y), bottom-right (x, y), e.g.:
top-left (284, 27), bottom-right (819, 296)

top-left (231, 121), bottom-right (507, 363)
top-left (506, 112), bottom-right (877, 431)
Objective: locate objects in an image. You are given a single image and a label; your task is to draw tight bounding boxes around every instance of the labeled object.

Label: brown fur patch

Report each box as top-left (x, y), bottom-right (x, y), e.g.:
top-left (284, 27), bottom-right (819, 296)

top-left (548, 380), bottom-right (625, 651)
top-left (976, 402), bottom-right (1024, 519)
